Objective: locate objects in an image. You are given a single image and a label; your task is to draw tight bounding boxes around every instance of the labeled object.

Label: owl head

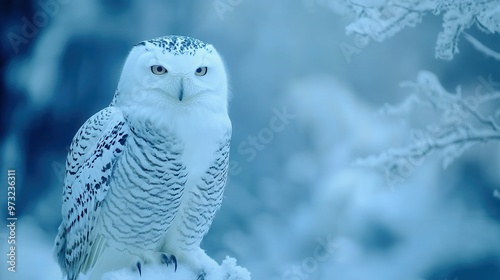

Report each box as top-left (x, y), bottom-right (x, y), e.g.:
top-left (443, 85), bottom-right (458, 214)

top-left (113, 36), bottom-right (229, 114)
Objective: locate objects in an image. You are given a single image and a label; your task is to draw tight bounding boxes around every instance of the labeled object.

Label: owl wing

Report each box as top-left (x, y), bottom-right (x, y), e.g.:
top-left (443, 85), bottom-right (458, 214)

top-left (200, 129), bottom-right (232, 229)
top-left (54, 106), bottom-right (129, 280)
top-left (183, 129), bottom-right (232, 248)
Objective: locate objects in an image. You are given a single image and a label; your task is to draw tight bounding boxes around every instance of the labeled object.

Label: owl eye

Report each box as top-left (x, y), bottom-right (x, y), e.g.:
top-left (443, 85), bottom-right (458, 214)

top-left (151, 65), bottom-right (167, 75)
top-left (195, 67), bottom-right (208, 76)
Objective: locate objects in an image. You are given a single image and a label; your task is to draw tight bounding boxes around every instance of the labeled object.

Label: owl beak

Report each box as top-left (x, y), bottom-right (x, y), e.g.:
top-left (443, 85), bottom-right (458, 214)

top-left (178, 78), bottom-right (184, 101)
top-left (178, 89), bottom-right (183, 101)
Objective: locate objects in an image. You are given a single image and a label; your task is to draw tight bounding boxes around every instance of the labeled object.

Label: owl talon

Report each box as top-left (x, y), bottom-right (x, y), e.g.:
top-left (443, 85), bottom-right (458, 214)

top-left (137, 261), bottom-right (142, 276)
top-left (161, 253), bottom-right (177, 272)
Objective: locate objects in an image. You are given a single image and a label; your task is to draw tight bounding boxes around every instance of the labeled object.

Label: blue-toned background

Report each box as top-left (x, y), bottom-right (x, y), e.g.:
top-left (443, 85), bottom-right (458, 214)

top-left (1, 1), bottom-right (500, 279)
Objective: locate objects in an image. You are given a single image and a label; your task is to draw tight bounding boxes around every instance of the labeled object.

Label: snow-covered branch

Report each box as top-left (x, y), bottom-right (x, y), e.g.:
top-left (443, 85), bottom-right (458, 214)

top-left (355, 71), bottom-right (500, 187)
top-left (326, 0), bottom-right (500, 60)
top-left (88, 256), bottom-right (250, 280)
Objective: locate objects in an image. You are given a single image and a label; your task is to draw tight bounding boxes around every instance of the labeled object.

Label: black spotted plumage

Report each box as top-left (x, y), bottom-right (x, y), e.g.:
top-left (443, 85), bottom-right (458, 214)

top-left (54, 107), bottom-right (129, 280)
top-left (135, 35), bottom-right (212, 56)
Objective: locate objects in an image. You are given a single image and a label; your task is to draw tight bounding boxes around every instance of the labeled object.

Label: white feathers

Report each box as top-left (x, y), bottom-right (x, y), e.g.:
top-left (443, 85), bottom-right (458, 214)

top-left (54, 36), bottom-right (236, 280)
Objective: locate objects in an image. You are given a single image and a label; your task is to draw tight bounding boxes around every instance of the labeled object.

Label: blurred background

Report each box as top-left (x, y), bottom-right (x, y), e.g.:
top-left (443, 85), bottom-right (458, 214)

top-left (1, 0), bottom-right (499, 279)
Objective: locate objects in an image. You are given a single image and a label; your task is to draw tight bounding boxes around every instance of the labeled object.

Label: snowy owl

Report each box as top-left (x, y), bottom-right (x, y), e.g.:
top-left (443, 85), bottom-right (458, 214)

top-left (54, 35), bottom-right (231, 280)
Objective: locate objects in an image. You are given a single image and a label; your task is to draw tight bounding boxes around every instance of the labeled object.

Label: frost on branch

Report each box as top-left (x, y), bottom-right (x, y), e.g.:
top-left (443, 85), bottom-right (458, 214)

top-left (326, 0), bottom-right (500, 60)
top-left (355, 71), bottom-right (500, 186)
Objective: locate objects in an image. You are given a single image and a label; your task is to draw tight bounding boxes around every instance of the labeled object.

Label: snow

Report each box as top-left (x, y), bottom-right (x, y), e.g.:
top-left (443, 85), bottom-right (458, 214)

top-left (100, 257), bottom-right (250, 280)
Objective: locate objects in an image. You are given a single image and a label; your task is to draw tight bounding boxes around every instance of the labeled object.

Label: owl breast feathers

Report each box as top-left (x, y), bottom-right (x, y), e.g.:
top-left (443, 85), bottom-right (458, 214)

top-left (54, 35), bottom-right (232, 280)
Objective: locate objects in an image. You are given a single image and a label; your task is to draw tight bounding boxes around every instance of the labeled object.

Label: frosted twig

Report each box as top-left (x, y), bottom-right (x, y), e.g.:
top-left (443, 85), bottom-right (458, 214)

top-left (464, 33), bottom-right (500, 61)
top-left (461, 99), bottom-right (500, 131)
top-left (327, 0), bottom-right (500, 60)
top-left (355, 71), bottom-right (500, 187)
